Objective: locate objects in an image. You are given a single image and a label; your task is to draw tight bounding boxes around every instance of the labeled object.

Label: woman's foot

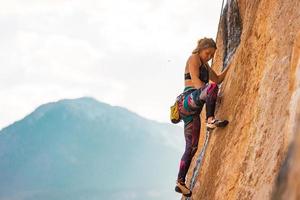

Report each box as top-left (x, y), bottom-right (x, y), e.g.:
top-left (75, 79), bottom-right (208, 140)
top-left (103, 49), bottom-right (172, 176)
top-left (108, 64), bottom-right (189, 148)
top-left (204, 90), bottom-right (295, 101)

top-left (206, 118), bottom-right (229, 130)
top-left (175, 180), bottom-right (192, 197)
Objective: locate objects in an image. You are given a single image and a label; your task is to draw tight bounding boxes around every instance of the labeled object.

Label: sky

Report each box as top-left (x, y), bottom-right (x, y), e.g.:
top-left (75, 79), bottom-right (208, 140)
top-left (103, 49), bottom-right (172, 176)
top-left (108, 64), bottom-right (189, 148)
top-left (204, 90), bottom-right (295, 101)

top-left (0, 0), bottom-right (223, 129)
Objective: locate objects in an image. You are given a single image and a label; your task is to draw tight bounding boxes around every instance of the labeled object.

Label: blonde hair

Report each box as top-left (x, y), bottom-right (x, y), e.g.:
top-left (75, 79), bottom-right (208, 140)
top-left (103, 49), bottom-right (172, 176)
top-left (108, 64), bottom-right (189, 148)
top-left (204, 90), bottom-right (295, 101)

top-left (192, 37), bottom-right (217, 54)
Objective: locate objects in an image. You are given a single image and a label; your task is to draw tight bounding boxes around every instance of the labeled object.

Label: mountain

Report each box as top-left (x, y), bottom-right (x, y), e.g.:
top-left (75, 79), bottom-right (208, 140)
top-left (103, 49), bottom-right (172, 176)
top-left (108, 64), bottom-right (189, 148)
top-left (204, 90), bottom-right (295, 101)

top-left (0, 97), bottom-right (184, 200)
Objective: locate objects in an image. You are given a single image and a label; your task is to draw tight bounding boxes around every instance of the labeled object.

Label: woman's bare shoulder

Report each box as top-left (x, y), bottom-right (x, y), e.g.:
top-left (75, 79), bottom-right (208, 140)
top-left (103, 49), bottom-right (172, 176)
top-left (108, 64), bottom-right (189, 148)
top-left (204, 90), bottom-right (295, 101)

top-left (188, 54), bottom-right (201, 65)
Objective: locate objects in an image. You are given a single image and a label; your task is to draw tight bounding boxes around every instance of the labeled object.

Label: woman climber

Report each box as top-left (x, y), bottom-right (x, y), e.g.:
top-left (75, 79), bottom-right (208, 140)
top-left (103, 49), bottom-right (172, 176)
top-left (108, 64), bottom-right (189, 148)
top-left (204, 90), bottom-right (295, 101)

top-left (175, 37), bottom-right (230, 197)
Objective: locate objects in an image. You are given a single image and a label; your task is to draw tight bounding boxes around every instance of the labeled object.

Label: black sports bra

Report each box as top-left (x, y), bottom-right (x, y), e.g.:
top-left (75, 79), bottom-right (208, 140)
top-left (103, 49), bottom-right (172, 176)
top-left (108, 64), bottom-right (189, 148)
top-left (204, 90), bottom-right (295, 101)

top-left (184, 63), bottom-right (209, 84)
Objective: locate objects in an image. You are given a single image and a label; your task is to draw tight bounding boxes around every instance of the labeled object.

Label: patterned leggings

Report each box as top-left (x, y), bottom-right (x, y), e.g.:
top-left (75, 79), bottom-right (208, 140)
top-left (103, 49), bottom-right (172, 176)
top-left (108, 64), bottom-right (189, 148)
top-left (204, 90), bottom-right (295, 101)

top-left (177, 82), bottom-right (219, 183)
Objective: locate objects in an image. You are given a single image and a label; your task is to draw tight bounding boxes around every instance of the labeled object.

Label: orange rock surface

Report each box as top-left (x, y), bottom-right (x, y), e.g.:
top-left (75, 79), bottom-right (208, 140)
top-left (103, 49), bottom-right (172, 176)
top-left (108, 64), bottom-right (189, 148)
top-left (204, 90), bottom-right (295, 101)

top-left (183, 0), bottom-right (300, 199)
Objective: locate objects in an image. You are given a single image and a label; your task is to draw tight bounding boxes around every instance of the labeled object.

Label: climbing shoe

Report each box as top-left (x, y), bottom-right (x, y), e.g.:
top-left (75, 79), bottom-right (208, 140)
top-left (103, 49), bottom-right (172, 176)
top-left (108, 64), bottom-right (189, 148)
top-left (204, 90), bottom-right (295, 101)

top-left (206, 119), bottom-right (229, 130)
top-left (175, 180), bottom-right (192, 197)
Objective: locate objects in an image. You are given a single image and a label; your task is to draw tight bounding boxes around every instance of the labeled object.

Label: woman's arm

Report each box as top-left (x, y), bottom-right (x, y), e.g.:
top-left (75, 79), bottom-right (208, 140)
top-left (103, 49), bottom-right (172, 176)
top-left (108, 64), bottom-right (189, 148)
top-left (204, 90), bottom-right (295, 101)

top-left (207, 64), bottom-right (219, 83)
top-left (188, 55), bottom-right (206, 89)
top-left (217, 66), bottom-right (230, 83)
top-left (208, 64), bottom-right (231, 84)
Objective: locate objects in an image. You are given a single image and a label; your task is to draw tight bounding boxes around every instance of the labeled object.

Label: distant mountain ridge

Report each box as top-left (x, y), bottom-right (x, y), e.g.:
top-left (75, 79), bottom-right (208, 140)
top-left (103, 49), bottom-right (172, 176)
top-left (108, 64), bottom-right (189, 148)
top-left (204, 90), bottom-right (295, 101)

top-left (0, 97), bottom-right (183, 200)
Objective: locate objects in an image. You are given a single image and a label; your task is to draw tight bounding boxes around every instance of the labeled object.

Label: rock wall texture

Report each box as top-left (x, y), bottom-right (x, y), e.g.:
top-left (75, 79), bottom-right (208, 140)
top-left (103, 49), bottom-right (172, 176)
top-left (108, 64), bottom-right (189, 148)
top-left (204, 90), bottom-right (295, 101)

top-left (271, 29), bottom-right (300, 200)
top-left (183, 0), bottom-right (300, 199)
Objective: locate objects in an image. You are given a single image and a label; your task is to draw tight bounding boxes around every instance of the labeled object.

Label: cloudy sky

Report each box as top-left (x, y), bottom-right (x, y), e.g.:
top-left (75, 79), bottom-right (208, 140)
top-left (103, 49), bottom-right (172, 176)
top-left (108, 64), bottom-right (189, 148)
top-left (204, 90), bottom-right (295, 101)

top-left (0, 0), bottom-right (223, 129)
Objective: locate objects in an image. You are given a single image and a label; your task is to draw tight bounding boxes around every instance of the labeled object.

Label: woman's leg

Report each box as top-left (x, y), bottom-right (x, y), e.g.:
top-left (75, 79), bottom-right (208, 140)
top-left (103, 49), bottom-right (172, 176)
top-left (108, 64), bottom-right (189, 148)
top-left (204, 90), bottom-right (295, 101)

top-left (195, 83), bottom-right (228, 128)
top-left (179, 83), bottom-right (218, 123)
top-left (200, 83), bottom-right (219, 120)
top-left (177, 114), bottom-right (200, 183)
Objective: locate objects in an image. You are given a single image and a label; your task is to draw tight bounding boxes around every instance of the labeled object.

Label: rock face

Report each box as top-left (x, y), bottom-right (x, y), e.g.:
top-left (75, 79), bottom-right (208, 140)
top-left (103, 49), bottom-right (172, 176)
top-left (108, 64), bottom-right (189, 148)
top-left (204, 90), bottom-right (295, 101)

top-left (271, 29), bottom-right (300, 200)
top-left (183, 0), bottom-right (300, 199)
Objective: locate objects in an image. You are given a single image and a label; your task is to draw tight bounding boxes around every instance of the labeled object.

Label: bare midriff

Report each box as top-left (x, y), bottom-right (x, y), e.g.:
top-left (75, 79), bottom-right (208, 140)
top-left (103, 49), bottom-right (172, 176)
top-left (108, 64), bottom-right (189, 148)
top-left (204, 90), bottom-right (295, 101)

top-left (184, 80), bottom-right (194, 88)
